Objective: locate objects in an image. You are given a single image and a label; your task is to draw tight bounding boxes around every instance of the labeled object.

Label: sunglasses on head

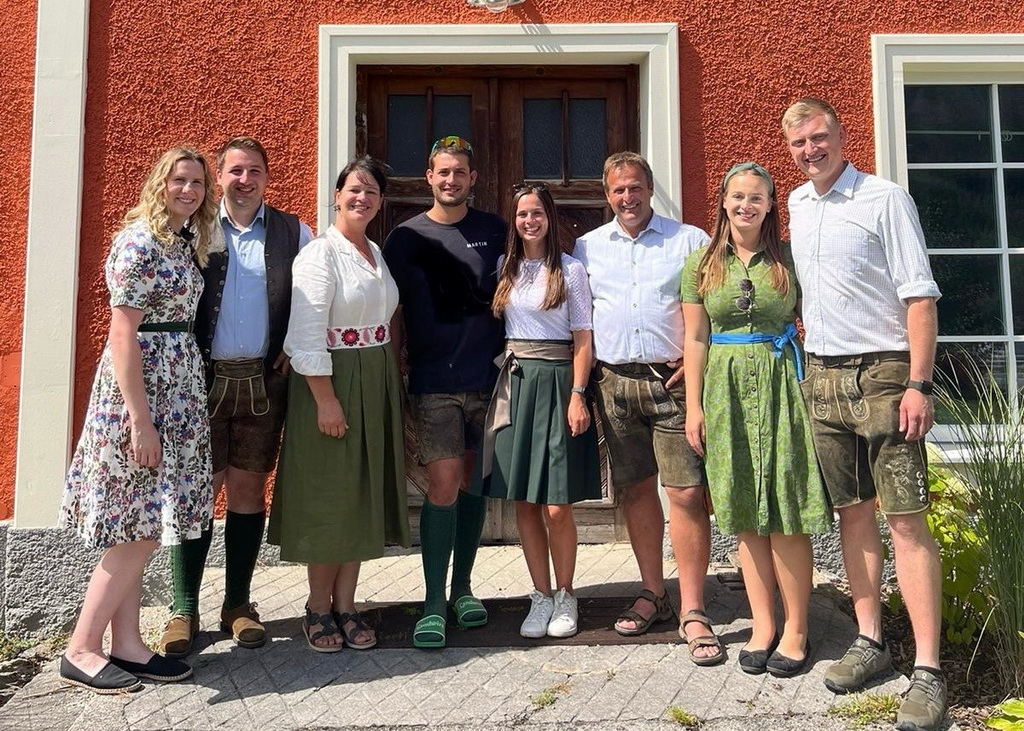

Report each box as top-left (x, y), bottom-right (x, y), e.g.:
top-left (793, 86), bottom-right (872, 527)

top-left (736, 278), bottom-right (755, 312)
top-left (431, 136), bottom-right (474, 156)
top-left (512, 182), bottom-right (547, 193)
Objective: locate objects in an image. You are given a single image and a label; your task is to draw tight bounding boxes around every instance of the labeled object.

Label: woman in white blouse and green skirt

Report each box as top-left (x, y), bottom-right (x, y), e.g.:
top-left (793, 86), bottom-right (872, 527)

top-left (472, 184), bottom-right (602, 639)
top-left (268, 157), bottom-right (409, 652)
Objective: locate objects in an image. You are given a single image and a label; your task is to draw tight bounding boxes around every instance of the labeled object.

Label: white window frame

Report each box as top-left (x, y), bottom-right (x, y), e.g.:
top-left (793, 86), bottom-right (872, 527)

top-left (872, 34), bottom-right (1024, 448)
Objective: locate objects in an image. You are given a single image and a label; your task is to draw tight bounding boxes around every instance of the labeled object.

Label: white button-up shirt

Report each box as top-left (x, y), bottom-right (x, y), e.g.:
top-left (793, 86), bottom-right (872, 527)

top-left (284, 226), bottom-right (399, 376)
top-left (574, 213), bottom-right (709, 365)
top-left (788, 163), bottom-right (941, 357)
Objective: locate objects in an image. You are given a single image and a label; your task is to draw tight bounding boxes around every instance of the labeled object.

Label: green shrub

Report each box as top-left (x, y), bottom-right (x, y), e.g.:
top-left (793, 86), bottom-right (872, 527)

top-left (937, 359), bottom-right (1024, 696)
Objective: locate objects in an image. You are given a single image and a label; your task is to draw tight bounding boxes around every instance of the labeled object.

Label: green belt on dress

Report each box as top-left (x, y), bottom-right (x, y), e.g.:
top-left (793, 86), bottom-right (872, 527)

top-left (480, 339), bottom-right (573, 478)
top-left (137, 320), bottom-right (195, 333)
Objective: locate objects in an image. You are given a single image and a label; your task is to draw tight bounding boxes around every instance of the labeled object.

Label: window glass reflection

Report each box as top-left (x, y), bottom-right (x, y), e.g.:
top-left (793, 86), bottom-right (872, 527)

top-left (387, 95), bottom-right (426, 176)
top-left (568, 99), bottom-right (606, 178)
top-left (905, 85), bottom-right (992, 163)
top-left (431, 96), bottom-right (472, 148)
top-left (910, 169), bottom-right (997, 249)
top-left (931, 254), bottom-right (1004, 336)
top-left (524, 99), bottom-right (562, 179)
top-left (934, 342), bottom-right (1010, 424)
top-left (999, 85), bottom-right (1024, 163)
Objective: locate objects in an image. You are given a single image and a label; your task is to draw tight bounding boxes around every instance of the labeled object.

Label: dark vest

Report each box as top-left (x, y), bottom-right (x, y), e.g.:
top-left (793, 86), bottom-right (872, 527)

top-left (195, 205), bottom-right (301, 370)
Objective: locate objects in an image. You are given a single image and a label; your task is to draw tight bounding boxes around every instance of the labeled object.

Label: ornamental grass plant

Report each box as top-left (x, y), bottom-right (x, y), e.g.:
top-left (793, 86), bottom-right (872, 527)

top-left (936, 357), bottom-right (1024, 697)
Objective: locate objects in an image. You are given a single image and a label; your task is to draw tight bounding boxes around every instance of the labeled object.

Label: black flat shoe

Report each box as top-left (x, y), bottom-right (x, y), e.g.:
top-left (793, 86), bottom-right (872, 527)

top-left (110, 654), bottom-right (192, 682)
top-left (59, 655), bottom-right (142, 694)
top-left (766, 640), bottom-right (812, 678)
top-left (738, 633), bottom-right (780, 675)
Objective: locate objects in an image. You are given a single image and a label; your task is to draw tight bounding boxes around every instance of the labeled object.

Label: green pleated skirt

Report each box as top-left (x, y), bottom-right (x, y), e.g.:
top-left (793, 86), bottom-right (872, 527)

top-left (472, 358), bottom-right (601, 505)
top-left (268, 345), bottom-right (410, 563)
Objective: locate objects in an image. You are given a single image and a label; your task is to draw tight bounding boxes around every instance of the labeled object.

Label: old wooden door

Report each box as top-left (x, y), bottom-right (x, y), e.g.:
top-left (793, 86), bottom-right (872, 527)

top-left (358, 64), bottom-right (639, 543)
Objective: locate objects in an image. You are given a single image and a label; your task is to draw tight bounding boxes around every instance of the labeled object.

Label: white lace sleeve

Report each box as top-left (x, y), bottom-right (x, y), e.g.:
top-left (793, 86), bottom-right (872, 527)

top-left (563, 255), bottom-right (593, 331)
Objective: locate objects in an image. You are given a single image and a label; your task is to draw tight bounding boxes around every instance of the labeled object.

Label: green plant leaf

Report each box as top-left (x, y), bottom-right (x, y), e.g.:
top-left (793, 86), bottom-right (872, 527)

top-left (994, 699), bottom-right (1024, 717)
top-left (985, 718), bottom-right (1024, 730)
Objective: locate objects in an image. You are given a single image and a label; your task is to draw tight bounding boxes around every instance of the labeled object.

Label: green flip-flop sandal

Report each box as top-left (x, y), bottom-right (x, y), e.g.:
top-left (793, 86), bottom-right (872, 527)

top-left (451, 595), bottom-right (488, 628)
top-left (413, 614), bottom-right (446, 649)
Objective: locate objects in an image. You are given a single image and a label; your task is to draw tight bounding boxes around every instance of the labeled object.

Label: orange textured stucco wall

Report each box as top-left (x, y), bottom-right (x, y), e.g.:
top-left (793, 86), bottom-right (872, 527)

top-left (0, 0), bottom-right (37, 520)
top-left (25, 1), bottom-right (1024, 512)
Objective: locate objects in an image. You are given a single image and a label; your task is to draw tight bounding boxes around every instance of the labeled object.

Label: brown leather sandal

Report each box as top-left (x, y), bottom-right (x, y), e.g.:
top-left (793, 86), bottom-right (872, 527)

top-left (679, 609), bottom-right (726, 666)
top-left (614, 588), bottom-right (674, 636)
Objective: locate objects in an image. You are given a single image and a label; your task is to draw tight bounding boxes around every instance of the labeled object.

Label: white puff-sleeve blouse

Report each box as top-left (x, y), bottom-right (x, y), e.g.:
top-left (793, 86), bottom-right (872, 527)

top-left (284, 225), bottom-right (400, 377)
top-left (502, 253), bottom-right (593, 340)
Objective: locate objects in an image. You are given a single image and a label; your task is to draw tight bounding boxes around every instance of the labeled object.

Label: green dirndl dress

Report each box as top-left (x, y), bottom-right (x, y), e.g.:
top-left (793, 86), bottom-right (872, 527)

top-left (680, 246), bottom-right (832, 537)
top-left (472, 340), bottom-right (602, 505)
top-left (268, 343), bottom-right (410, 562)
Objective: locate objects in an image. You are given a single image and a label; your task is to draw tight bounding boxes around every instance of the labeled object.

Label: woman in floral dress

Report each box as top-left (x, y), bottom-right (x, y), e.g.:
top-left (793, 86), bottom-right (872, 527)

top-left (681, 163), bottom-right (831, 678)
top-left (268, 156), bottom-right (409, 652)
top-left (59, 147), bottom-right (217, 693)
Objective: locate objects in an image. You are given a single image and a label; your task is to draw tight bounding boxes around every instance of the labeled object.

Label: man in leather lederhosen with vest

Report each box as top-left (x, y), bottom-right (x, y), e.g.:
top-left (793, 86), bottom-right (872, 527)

top-left (159, 137), bottom-right (313, 658)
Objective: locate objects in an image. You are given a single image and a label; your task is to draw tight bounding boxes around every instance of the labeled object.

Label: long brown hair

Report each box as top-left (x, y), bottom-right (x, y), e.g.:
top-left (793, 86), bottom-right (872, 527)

top-left (697, 163), bottom-right (790, 298)
top-left (492, 185), bottom-right (566, 316)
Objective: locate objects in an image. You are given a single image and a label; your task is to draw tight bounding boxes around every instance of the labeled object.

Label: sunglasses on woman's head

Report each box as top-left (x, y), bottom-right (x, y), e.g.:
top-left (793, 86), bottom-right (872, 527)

top-left (512, 182), bottom-right (547, 193)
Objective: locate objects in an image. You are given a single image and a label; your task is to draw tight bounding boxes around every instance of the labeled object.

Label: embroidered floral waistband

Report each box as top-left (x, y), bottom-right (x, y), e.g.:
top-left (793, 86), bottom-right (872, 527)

top-left (326, 324), bottom-right (390, 349)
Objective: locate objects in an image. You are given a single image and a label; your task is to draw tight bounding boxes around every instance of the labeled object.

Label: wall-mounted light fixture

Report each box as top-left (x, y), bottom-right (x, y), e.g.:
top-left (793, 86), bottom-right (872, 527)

top-left (466, 0), bottom-right (525, 12)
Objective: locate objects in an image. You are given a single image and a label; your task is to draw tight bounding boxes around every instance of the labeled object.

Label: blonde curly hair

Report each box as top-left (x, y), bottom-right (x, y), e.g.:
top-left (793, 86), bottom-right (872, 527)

top-left (122, 146), bottom-right (218, 267)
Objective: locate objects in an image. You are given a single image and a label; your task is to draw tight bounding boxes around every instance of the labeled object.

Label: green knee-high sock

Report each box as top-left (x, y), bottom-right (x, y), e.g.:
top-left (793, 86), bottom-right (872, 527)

top-left (223, 510), bottom-right (266, 610)
top-left (171, 523), bottom-right (214, 617)
top-left (420, 501), bottom-right (457, 617)
top-left (450, 491), bottom-right (488, 600)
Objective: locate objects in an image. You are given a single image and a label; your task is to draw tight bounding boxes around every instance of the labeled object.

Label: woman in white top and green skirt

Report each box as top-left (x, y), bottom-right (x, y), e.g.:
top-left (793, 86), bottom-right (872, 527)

top-left (472, 184), bottom-right (601, 639)
top-left (268, 157), bottom-right (410, 652)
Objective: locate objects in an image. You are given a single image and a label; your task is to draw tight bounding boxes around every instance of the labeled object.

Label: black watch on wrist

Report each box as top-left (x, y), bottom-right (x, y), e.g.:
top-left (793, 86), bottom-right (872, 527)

top-left (907, 379), bottom-right (934, 396)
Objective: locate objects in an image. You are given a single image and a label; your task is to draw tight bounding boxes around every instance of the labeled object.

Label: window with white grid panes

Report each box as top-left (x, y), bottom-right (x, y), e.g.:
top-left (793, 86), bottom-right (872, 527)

top-left (904, 83), bottom-right (1024, 422)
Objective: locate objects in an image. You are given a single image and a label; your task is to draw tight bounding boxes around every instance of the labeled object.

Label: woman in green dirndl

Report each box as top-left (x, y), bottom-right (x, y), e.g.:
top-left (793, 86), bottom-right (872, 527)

top-left (472, 185), bottom-right (601, 639)
top-left (268, 157), bottom-right (409, 652)
top-left (681, 163), bottom-right (832, 678)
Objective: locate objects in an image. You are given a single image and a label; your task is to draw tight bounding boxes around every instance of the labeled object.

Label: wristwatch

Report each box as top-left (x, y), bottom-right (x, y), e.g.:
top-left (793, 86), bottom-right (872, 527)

top-left (570, 386), bottom-right (587, 395)
top-left (907, 379), bottom-right (934, 396)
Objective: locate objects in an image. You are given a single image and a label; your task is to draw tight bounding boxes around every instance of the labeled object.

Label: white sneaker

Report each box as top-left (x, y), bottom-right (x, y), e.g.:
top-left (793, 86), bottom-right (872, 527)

top-left (520, 591), bottom-right (554, 638)
top-left (547, 588), bottom-right (578, 638)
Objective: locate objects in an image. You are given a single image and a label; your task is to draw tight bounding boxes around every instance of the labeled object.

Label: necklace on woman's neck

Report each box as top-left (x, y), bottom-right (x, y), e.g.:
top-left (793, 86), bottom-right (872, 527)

top-left (520, 258), bottom-right (544, 287)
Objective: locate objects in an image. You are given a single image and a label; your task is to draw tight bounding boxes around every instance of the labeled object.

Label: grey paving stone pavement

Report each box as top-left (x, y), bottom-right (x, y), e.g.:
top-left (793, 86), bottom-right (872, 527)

top-left (0, 544), bottom-right (957, 731)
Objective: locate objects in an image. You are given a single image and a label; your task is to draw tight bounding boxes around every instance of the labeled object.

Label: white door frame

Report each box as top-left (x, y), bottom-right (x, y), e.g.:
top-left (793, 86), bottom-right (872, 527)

top-left (317, 23), bottom-right (682, 232)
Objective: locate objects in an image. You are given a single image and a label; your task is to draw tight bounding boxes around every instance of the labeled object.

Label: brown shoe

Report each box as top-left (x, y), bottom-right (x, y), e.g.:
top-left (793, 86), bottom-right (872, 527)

top-left (220, 602), bottom-right (266, 648)
top-left (159, 614), bottom-right (197, 658)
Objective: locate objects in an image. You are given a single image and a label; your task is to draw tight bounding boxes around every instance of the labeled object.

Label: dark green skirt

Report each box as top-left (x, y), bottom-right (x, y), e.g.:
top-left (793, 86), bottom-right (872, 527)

top-left (268, 345), bottom-right (410, 563)
top-left (473, 358), bottom-right (601, 505)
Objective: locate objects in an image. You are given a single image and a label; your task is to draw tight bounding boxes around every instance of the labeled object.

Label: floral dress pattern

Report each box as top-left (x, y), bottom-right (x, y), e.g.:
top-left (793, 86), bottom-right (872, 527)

top-left (681, 245), bottom-right (832, 536)
top-left (60, 222), bottom-right (213, 549)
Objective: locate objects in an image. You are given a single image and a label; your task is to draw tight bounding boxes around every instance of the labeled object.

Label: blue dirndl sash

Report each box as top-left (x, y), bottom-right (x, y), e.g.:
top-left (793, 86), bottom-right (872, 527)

top-left (709, 322), bottom-right (804, 381)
